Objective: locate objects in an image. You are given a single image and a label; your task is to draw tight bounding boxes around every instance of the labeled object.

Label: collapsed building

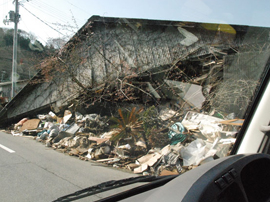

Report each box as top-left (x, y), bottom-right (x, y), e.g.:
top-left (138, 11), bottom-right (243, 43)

top-left (1, 15), bottom-right (269, 124)
top-left (1, 16), bottom-right (270, 175)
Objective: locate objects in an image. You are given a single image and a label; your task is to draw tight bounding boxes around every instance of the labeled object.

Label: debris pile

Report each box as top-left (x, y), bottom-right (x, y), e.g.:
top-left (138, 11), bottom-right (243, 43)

top-left (5, 19), bottom-right (261, 177)
top-left (9, 103), bottom-right (242, 176)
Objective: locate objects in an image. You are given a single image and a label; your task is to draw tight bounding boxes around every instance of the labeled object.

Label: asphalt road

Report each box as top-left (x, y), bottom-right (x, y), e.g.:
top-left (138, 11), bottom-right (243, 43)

top-left (0, 131), bottom-right (137, 202)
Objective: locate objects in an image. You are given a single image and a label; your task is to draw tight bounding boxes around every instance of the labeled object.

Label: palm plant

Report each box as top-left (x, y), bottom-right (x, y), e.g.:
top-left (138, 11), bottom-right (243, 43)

top-left (110, 107), bottom-right (143, 144)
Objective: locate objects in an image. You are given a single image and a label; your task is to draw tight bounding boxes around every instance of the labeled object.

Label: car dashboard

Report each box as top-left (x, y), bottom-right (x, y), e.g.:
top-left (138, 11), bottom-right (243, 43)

top-left (99, 153), bottom-right (270, 202)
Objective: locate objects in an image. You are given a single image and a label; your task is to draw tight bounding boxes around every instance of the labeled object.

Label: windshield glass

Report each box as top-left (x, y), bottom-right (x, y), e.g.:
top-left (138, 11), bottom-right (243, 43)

top-left (0, 0), bottom-right (269, 201)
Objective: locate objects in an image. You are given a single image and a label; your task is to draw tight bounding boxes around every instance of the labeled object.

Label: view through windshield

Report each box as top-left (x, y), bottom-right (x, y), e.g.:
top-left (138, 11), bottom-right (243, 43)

top-left (0, 0), bottom-right (270, 201)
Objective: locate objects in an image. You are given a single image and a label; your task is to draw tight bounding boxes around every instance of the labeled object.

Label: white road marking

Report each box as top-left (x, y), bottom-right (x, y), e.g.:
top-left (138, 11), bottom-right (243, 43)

top-left (0, 144), bottom-right (15, 153)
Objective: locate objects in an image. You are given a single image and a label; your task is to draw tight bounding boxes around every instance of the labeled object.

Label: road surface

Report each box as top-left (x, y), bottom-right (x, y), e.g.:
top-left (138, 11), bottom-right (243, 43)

top-left (0, 131), bottom-right (137, 202)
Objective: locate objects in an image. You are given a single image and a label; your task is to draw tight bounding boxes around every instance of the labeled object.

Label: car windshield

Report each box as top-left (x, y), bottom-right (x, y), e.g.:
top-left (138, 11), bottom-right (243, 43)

top-left (0, 0), bottom-right (269, 201)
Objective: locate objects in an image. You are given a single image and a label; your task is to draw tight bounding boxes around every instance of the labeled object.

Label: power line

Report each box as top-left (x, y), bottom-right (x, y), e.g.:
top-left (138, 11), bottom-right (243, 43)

top-left (22, 0), bottom-right (81, 37)
top-left (33, 0), bottom-right (70, 18)
top-left (30, 0), bottom-right (85, 25)
top-left (66, 0), bottom-right (92, 16)
top-left (27, 1), bottom-right (70, 24)
top-left (20, 4), bottom-right (65, 36)
top-left (39, 0), bottom-right (86, 24)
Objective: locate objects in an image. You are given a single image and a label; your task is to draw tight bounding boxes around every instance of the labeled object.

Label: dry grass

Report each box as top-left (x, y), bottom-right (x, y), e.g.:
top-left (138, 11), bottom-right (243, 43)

top-left (209, 79), bottom-right (258, 117)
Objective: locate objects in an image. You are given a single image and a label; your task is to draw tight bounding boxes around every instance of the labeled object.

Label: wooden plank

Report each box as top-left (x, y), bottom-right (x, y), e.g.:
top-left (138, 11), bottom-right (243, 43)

top-left (96, 158), bottom-right (120, 162)
top-left (19, 119), bottom-right (40, 132)
top-left (220, 119), bottom-right (245, 126)
top-left (159, 169), bottom-right (179, 176)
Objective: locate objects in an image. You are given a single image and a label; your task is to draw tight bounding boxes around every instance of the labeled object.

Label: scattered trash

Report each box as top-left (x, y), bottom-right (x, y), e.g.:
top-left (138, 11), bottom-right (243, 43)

top-left (168, 122), bottom-right (186, 145)
top-left (88, 136), bottom-right (110, 145)
top-left (63, 110), bottom-right (73, 124)
top-left (155, 152), bottom-right (182, 176)
top-left (126, 163), bottom-right (140, 171)
top-left (52, 131), bottom-right (73, 144)
top-left (65, 123), bottom-right (80, 135)
top-left (118, 144), bottom-right (131, 150)
top-left (165, 80), bottom-right (205, 109)
top-left (159, 108), bottom-right (179, 121)
top-left (48, 125), bottom-right (59, 138)
top-left (14, 118), bottom-right (28, 130)
top-left (7, 99), bottom-right (240, 176)
top-left (87, 145), bottom-right (111, 160)
top-left (11, 131), bottom-right (23, 136)
top-left (180, 139), bottom-right (216, 166)
top-left (19, 119), bottom-right (41, 132)
top-left (159, 169), bottom-right (179, 176)
top-left (181, 111), bottom-right (223, 131)
top-left (100, 131), bottom-right (114, 139)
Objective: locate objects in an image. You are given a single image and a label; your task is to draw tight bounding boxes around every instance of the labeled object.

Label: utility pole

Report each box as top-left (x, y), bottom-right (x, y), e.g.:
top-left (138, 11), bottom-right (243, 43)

top-left (11, 0), bottom-right (20, 98)
top-left (3, 0), bottom-right (20, 98)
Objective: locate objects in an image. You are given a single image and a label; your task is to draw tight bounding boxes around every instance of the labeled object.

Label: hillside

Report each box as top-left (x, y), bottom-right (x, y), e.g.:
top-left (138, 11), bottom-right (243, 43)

top-left (0, 28), bottom-right (54, 82)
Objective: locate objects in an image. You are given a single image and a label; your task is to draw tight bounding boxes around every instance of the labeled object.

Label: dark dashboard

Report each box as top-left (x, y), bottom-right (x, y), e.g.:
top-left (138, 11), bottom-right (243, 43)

top-left (100, 153), bottom-right (270, 202)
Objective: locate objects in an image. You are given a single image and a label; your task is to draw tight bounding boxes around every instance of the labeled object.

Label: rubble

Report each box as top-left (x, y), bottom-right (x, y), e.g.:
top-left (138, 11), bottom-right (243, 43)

top-left (168, 122), bottom-right (186, 145)
top-left (165, 80), bottom-right (205, 110)
top-left (14, 118), bottom-right (28, 130)
top-left (180, 139), bottom-right (215, 166)
top-left (5, 85), bottom-right (244, 176)
top-left (4, 20), bottom-right (250, 176)
top-left (6, 102), bottom-right (241, 176)
top-left (19, 119), bottom-right (41, 132)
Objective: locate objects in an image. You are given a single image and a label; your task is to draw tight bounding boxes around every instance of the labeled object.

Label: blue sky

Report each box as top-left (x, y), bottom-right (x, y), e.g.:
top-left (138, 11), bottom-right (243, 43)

top-left (1, 0), bottom-right (270, 45)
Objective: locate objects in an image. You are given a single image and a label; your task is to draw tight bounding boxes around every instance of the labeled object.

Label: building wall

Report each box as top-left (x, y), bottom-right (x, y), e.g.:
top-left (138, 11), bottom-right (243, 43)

top-left (72, 18), bottom-right (233, 88)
